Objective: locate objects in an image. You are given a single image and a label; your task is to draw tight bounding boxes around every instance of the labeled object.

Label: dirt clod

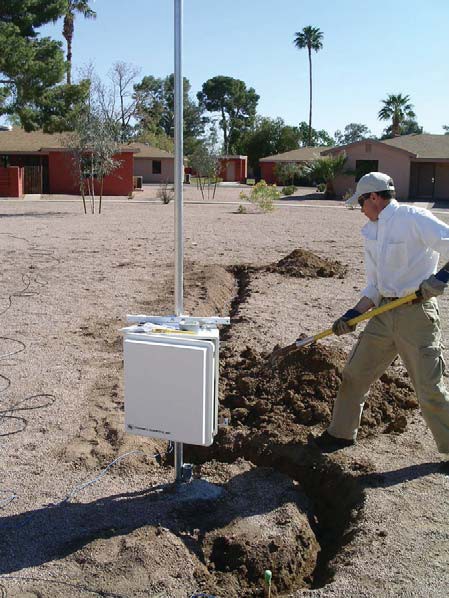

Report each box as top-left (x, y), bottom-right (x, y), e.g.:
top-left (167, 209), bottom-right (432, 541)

top-left (267, 248), bottom-right (347, 278)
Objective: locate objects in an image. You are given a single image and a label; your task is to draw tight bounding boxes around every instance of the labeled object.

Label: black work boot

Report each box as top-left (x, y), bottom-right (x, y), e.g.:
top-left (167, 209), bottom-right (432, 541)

top-left (313, 430), bottom-right (355, 453)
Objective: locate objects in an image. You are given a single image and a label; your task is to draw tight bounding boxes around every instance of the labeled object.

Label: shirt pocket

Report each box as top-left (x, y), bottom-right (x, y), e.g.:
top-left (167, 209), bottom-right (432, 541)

top-left (385, 242), bottom-right (407, 268)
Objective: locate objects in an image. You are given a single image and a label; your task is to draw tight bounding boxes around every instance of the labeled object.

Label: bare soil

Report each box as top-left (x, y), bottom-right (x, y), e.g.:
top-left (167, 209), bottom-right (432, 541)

top-left (0, 190), bottom-right (448, 598)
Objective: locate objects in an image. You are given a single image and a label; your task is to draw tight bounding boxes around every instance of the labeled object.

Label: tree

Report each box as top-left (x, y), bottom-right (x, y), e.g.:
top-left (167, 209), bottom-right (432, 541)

top-left (1, 1), bottom-right (65, 124)
top-left (63, 107), bottom-right (122, 214)
top-left (197, 76), bottom-right (259, 154)
top-left (17, 79), bottom-right (90, 132)
top-left (443, 125), bottom-right (449, 135)
top-left (236, 116), bottom-right (301, 173)
top-left (303, 153), bottom-right (351, 198)
top-left (334, 123), bottom-right (374, 145)
top-left (381, 117), bottom-right (423, 139)
top-left (62, 1), bottom-right (96, 85)
top-left (95, 61), bottom-right (140, 141)
top-left (274, 162), bottom-right (303, 186)
top-left (378, 93), bottom-right (416, 137)
top-left (188, 136), bottom-right (221, 200)
top-left (134, 74), bottom-right (205, 154)
top-left (293, 26), bottom-right (324, 146)
top-left (297, 121), bottom-right (333, 147)
top-left (0, 1), bottom-right (90, 131)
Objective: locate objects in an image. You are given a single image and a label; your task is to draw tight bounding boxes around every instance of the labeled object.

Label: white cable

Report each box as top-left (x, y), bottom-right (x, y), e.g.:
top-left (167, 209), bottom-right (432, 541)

top-left (0, 489), bottom-right (17, 509)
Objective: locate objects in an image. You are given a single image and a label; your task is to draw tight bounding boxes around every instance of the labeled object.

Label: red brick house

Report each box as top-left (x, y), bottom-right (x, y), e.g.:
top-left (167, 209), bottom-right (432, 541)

top-left (0, 128), bottom-right (135, 197)
top-left (259, 147), bottom-right (326, 184)
top-left (218, 155), bottom-right (247, 182)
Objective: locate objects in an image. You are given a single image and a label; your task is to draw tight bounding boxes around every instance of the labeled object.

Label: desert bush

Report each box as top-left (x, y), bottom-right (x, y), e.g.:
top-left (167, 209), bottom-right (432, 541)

top-left (157, 182), bottom-right (174, 204)
top-left (239, 180), bottom-right (280, 213)
top-left (236, 204), bottom-right (247, 214)
top-left (282, 185), bottom-right (297, 196)
top-left (274, 162), bottom-right (303, 186)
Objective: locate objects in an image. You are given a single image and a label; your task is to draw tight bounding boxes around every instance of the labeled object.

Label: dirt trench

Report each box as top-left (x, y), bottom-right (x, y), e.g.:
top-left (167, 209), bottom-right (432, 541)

top-left (69, 250), bottom-right (419, 597)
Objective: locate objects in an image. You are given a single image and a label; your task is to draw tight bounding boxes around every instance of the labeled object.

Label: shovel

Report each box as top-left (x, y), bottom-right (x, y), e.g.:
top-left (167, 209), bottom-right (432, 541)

top-left (295, 291), bottom-right (419, 348)
top-left (269, 292), bottom-right (419, 365)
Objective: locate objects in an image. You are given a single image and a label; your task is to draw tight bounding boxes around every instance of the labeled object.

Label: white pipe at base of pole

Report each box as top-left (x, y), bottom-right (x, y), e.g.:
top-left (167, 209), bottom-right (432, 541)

top-left (174, 0), bottom-right (184, 483)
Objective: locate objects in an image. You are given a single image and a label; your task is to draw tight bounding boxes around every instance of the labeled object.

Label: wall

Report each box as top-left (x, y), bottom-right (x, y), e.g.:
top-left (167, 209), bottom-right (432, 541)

top-left (133, 158), bottom-right (175, 183)
top-left (331, 142), bottom-right (412, 199)
top-left (0, 166), bottom-right (23, 197)
top-left (48, 151), bottom-right (134, 196)
top-left (435, 164), bottom-right (449, 200)
top-left (260, 162), bottom-right (276, 184)
top-left (218, 157), bottom-right (247, 182)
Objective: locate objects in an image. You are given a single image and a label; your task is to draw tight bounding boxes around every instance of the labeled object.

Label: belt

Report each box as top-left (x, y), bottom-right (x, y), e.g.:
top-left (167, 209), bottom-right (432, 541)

top-left (382, 296), bottom-right (420, 305)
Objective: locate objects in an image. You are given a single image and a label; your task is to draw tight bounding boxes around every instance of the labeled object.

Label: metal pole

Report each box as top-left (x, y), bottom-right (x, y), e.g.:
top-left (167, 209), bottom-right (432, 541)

top-left (174, 0), bottom-right (184, 482)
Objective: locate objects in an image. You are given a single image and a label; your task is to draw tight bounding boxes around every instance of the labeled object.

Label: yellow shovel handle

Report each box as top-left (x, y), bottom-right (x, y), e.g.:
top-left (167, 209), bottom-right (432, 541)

top-left (302, 292), bottom-right (418, 346)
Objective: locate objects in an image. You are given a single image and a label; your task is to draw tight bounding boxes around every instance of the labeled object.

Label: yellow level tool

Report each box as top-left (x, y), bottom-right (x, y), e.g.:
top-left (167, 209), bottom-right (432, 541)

top-left (296, 291), bottom-right (418, 348)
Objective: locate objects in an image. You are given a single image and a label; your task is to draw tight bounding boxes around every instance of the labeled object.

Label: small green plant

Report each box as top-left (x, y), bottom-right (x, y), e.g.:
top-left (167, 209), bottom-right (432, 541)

top-left (239, 180), bottom-right (280, 213)
top-left (282, 185), bottom-right (297, 196)
top-left (316, 182), bottom-right (326, 192)
top-left (157, 181), bottom-right (174, 204)
top-left (236, 204), bottom-right (247, 214)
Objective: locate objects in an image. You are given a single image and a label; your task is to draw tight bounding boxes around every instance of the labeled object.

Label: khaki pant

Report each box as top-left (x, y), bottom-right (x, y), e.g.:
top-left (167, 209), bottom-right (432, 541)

top-left (328, 298), bottom-right (449, 453)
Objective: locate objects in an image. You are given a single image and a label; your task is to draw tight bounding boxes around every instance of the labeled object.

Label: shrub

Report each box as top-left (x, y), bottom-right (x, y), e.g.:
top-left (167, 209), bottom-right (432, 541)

top-left (236, 204), bottom-right (247, 214)
top-left (282, 185), bottom-right (297, 196)
top-left (239, 180), bottom-right (280, 213)
top-left (157, 182), bottom-right (174, 204)
top-left (316, 182), bottom-right (326, 192)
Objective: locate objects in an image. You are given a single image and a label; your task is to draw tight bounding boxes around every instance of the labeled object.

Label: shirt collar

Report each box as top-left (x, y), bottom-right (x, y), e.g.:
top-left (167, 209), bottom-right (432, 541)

top-left (378, 199), bottom-right (399, 223)
top-left (361, 199), bottom-right (399, 239)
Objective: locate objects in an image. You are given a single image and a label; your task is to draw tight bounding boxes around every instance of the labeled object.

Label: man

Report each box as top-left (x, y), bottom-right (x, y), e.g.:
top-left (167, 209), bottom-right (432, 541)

top-left (315, 172), bottom-right (449, 459)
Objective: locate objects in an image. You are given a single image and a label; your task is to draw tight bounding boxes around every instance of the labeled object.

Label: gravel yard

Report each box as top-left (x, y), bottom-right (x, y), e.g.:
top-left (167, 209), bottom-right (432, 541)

top-left (0, 188), bottom-right (448, 597)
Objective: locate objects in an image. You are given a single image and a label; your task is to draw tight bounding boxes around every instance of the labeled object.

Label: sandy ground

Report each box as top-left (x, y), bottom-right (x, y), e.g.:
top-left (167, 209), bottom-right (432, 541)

top-left (0, 186), bottom-right (448, 597)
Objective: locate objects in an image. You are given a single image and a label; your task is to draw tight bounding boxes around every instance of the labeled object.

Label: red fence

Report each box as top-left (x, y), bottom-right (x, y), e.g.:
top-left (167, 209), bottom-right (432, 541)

top-left (0, 166), bottom-right (23, 197)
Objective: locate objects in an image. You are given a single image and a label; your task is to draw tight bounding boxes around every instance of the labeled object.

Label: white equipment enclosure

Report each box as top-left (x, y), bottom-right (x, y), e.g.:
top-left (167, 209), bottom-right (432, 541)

top-left (123, 316), bottom-right (229, 447)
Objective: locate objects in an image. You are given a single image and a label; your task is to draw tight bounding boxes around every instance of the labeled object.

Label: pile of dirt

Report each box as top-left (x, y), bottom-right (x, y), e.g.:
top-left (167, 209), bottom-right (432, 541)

top-left (267, 248), bottom-right (347, 278)
top-left (219, 341), bottom-right (416, 443)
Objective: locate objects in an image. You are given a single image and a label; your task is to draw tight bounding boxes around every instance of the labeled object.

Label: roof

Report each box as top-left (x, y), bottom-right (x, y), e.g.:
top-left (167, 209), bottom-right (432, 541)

top-left (321, 134), bottom-right (449, 160)
top-left (382, 134), bottom-right (449, 159)
top-left (0, 128), bottom-right (66, 152)
top-left (0, 128), bottom-right (158, 155)
top-left (126, 142), bottom-right (174, 159)
top-left (320, 138), bottom-right (416, 157)
top-left (260, 147), bottom-right (329, 162)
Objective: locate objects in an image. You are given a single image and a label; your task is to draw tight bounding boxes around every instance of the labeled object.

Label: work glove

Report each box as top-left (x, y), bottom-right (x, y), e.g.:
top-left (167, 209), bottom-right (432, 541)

top-left (332, 309), bottom-right (361, 336)
top-left (419, 268), bottom-right (449, 301)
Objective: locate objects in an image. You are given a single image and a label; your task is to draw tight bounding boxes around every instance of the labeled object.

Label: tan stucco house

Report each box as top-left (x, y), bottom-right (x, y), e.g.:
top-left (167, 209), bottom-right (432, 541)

top-left (127, 142), bottom-right (175, 184)
top-left (321, 134), bottom-right (449, 201)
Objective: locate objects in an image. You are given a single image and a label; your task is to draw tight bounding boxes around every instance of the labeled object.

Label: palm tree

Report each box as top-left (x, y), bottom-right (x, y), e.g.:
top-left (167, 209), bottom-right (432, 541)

top-left (293, 26), bottom-right (324, 147)
top-left (378, 93), bottom-right (416, 137)
top-left (63, 1), bottom-right (97, 85)
top-left (303, 153), bottom-right (351, 198)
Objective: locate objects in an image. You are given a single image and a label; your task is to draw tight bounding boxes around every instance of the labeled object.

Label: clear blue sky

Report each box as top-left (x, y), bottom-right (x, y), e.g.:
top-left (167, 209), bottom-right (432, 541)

top-left (36, 0), bottom-right (449, 137)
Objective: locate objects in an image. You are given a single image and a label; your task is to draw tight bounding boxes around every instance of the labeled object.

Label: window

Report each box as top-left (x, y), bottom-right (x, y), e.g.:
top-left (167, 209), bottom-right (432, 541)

top-left (356, 160), bottom-right (378, 181)
top-left (152, 160), bottom-right (162, 175)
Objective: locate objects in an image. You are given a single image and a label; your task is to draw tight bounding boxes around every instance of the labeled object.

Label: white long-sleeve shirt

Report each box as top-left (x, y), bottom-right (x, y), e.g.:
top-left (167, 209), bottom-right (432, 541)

top-left (361, 200), bottom-right (449, 306)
